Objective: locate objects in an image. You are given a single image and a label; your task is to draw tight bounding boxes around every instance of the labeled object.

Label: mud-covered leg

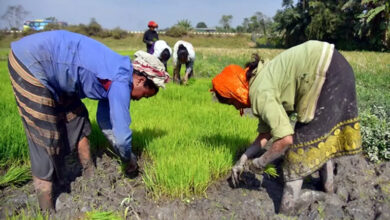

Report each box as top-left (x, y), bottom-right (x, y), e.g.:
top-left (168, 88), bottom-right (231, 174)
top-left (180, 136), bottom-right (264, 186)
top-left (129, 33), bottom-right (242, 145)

top-left (33, 176), bottom-right (54, 211)
top-left (280, 179), bottom-right (303, 215)
top-left (320, 160), bottom-right (334, 193)
top-left (78, 136), bottom-right (94, 178)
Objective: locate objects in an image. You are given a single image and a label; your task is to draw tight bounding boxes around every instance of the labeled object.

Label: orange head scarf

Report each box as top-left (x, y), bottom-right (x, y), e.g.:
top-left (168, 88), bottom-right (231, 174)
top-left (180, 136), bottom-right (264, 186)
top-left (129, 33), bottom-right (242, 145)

top-left (211, 64), bottom-right (250, 107)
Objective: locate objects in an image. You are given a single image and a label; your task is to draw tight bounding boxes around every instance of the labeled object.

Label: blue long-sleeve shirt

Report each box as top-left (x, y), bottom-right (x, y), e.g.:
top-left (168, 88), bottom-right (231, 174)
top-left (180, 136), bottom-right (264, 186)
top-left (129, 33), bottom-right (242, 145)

top-left (11, 30), bottom-right (133, 161)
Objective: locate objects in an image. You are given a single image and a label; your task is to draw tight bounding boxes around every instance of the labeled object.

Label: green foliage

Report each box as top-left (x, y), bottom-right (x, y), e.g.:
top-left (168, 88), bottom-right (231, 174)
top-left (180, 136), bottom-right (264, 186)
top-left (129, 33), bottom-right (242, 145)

top-left (364, 4), bottom-right (386, 23)
top-left (176, 19), bottom-right (192, 31)
top-left (6, 209), bottom-right (50, 220)
top-left (86, 18), bottom-right (103, 36)
top-left (238, 12), bottom-right (273, 34)
top-left (255, 36), bottom-right (283, 48)
top-left (273, 6), bottom-right (307, 47)
top-left (43, 22), bottom-right (62, 31)
top-left (0, 41), bottom-right (389, 198)
top-left (21, 28), bottom-right (36, 36)
top-left (111, 27), bottom-right (127, 40)
top-left (219, 15), bottom-right (233, 31)
top-left (196, 22), bottom-right (208, 28)
top-left (85, 210), bottom-right (122, 220)
top-left (134, 79), bottom-right (257, 198)
top-left (264, 164), bottom-right (279, 178)
top-left (165, 26), bottom-right (188, 37)
top-left (306, 1), bottom-right (344, 40)
top-left (273, 0), bottom-right (390, 51)
top-left (0, 164), bottom-right (31, 187)
top-left (360, 106), bottom-right (390, 162)
top-left (0, 59), bottom-right (30, 163)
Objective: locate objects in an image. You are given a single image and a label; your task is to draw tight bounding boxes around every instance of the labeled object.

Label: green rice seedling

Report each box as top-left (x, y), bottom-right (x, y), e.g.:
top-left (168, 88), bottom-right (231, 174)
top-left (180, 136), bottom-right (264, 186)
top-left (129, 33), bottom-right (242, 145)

top-left (0, 164), bottom-right (31, 187)
top-left (134, 79), bottom-right (257, 198)
top-left (85, 210), bottom-right (122, 220)
top-left (5, 206), bottom-right (50, 220)
top-left (264, 164), bottom-right (279, 178)
top-left (0, 42), bottom-right (389, 200)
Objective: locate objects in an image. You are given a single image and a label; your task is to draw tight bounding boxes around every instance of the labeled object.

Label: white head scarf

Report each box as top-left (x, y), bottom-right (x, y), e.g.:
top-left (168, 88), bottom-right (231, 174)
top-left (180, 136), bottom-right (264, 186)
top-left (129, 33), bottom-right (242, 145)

top-left (133, 50), bottom-right (170, 88)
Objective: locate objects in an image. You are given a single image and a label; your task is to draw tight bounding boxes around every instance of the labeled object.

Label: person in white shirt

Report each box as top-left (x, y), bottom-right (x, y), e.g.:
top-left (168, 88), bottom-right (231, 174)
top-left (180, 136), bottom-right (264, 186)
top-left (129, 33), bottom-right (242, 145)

top-left (152, 40), bottom-right (172, 71)
top-left (172, 40), bottom-right (195, 84)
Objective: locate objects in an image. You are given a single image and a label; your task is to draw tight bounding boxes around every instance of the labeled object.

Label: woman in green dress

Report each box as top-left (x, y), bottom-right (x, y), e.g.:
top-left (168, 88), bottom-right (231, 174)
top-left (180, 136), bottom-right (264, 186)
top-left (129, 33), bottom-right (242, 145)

top-left (211, 40), bottom-right (362, 214)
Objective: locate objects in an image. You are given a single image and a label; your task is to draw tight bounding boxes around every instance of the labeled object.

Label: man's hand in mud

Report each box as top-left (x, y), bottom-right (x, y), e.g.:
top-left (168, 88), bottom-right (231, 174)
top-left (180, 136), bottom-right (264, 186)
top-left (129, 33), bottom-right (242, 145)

top-left (249, 158), bottom-right (265, 174)
top-left (231, 163), bottom-right (244, 188)
top-left (123, 153), bottom-right (138, 175)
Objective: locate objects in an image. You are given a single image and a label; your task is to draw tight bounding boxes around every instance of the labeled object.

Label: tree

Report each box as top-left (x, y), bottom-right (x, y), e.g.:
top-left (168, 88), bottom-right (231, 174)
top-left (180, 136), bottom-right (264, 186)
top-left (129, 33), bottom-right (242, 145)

top-left (282, 0), bottom-right (294, 8)
top-left (219, 15), bottom-right (233, 31)
top-left (176, 19), bottom-right (192, 31)
top-left (86, 18), bottom-right (103, 36)
top-left (1, 5), bottom-right (29, 30)
top-left (272, 0), bottom-right (389, 50)
top-left (358, 0), bottom-right (390, 50)
top-left (240, 12), bottom-right (272, 34)
top-left (241, 18), bottom-right (250, 32)
top-left (306, 1), bottom-right (344, 41)
top-left (273, 2), bottom-right (309, 47)
top-left (196, 22), bottom-right (207, 28)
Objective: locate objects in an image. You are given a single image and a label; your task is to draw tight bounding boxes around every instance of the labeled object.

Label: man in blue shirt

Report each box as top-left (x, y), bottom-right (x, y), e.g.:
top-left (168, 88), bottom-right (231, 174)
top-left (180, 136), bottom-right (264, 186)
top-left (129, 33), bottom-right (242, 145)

top-left (8, 30), bottom-right (169, 211)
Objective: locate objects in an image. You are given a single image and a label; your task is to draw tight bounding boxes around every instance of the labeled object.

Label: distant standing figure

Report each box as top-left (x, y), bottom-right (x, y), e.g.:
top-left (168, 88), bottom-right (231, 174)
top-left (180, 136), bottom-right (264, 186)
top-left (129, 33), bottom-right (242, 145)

top-left (172, 40), bottom-right (195, 84)
top-left (143, 21), bottom-right (159, 54)
top-left (152, 40), bottom-right (172, 71)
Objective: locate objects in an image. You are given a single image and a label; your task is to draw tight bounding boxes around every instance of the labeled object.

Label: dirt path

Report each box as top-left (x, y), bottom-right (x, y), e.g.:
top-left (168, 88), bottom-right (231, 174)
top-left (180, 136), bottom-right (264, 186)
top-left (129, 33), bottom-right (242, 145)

top-left (1, 153), bottom-right (389, 220)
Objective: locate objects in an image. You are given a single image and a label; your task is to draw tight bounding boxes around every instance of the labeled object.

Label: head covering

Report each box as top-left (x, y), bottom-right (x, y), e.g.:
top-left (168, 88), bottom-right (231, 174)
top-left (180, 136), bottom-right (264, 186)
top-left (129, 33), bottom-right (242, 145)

top-left (133, 50), bottom-right (170, 88)
top-left (148, 21), bottom-right (158, 28)
top-left (211, 64), bottom-right (250, 106)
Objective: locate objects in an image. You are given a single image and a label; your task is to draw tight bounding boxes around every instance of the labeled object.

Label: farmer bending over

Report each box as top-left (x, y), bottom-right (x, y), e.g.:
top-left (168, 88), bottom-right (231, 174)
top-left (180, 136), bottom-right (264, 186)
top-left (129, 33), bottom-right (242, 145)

top-left (172, 40), bottom-right (195, 85)
top-left (8, 30), bottom-right (169, 211)
top-left (211, 40), bottom-right (362, 214)
top-left (152, 40), bottom-right (172, 71)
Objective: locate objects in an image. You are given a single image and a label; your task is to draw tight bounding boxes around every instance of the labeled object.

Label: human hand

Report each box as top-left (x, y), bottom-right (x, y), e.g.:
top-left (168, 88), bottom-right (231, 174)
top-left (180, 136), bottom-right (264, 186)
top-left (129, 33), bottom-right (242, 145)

top-left (249, 158), bottom-right (265, 174)
top-left (231, 163), bottom-right (244, 188)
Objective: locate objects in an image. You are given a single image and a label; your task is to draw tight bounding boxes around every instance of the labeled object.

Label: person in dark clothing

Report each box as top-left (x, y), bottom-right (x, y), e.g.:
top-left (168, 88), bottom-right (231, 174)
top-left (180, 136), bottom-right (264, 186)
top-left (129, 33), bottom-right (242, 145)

top-left (143, 21), bottom-right (159, 54)
top-left (172, 40), bottom-right (195, 85)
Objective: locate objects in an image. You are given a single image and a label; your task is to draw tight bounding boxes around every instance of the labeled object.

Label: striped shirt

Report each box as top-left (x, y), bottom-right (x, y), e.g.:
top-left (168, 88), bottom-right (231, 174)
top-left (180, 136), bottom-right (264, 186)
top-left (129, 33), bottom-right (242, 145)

top-left (11, 30), bottom-right (134, 161)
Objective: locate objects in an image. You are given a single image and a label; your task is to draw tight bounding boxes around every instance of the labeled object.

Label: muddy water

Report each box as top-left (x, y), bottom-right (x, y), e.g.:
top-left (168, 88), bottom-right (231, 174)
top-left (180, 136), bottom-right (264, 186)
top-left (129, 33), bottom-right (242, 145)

top-left (1, 153), bottom-right (389, 219)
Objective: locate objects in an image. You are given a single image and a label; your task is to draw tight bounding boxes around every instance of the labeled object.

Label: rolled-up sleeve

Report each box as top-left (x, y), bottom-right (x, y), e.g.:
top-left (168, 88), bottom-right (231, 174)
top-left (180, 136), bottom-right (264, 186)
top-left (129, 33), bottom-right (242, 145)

top-left (102, 81), bottom-right (132, 161)
top-left (252, 92), bottom-right (294, 140)
top-left (257, 117), bottom-right (271, 134)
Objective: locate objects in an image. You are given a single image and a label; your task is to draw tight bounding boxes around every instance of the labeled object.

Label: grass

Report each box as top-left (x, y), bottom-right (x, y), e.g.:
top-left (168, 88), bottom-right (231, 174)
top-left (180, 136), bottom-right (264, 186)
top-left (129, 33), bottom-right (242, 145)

top-left (85, 210), bottom-right (122, 220)
top-left (0, 163), bottom-right (31, 187)
top-left (127, 79), bottom-right (257, 198)
top-left (0, 35), bottom-right (389, 198)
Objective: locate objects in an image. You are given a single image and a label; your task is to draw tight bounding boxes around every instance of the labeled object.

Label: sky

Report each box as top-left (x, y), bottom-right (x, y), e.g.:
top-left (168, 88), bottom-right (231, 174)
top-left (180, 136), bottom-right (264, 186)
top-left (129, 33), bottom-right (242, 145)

top-left (0, 0), bottom-right (286, 31)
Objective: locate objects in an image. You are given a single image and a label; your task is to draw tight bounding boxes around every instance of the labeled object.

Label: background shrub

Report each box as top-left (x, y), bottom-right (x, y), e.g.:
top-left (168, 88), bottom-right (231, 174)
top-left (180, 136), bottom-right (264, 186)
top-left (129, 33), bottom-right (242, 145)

top-left (165, 26), bottom-right (188, 37)
top-left (360, 105), bottom-right (390, 162)
top-left (111, 27), bottom-right (127, 40)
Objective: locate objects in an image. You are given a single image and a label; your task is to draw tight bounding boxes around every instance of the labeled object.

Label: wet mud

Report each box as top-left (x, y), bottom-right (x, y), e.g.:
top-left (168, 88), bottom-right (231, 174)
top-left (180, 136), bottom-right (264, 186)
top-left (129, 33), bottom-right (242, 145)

top-left (1, 153), bottom-right (389, 219)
